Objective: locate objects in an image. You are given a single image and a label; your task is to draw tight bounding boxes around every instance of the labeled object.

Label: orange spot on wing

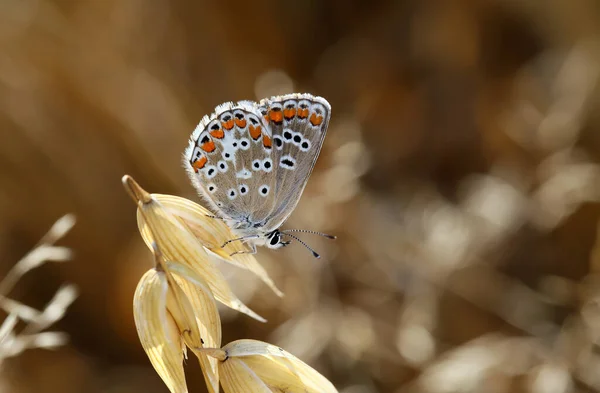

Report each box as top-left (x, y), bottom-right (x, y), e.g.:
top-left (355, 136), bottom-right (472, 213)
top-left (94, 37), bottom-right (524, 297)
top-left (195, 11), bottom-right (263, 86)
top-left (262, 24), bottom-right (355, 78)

top-left (310, 113), bottom-right (324, 126)
top-left (283, 108), bottom-right (296, 120)
top-left (269, 110), bottom-right (283, 123)
top-left (235, 118), bottom-right (247, 128)
top-left (201, 141), bottom-right (216, 152)
top-left (249, 125), bottom-right (262, 140)
top-left (222, 120), bottom-right (234, 130)
top-left (210, 129), bottom-right (224, 139)
top-left (192, 156), bottom-right (207, 172)
top-left (264, 115), bottom-right (269, 123)
top-left (297, 108), bottom-right (309, 119)
top-left (262, 134), bottom-right (272, 149)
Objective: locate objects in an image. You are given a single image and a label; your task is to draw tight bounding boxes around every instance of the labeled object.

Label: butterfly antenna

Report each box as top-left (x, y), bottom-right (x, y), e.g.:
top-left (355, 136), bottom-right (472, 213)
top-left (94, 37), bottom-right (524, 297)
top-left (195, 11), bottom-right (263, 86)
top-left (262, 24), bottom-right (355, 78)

top-left (281, 229), bottom-right (336, 240)
top-left (281, 233), bottom-right (321, 259)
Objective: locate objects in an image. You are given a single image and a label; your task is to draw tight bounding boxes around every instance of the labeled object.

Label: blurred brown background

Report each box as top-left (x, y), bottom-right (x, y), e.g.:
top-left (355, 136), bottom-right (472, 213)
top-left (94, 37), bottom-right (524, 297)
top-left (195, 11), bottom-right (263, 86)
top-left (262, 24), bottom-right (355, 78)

top-left (2, 0), bottom-right (600, 392)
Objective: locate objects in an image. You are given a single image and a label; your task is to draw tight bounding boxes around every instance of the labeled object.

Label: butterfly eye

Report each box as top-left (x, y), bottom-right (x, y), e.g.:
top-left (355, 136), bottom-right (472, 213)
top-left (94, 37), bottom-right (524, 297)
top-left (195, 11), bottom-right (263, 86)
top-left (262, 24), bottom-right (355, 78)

top-left (269, 233), bottom-right (279, 246)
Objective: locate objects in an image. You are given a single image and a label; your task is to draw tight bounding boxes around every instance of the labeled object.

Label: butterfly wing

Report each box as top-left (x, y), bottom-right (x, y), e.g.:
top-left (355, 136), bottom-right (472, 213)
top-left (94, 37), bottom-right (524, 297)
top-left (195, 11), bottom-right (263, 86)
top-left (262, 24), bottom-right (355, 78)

top-left (184, 100), bottom-right (277, 225)
top-left (184, 93), bottom-right (330, 234)
top-left (254, 93), bottom-right (331, 231)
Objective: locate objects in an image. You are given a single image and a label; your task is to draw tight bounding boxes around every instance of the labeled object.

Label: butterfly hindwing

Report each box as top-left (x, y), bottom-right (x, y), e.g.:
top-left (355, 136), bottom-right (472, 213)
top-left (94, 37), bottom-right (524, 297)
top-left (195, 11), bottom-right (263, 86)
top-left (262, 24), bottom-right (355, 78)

top-left (185, 100), bottom-right (278, 224)
top-left (228, 102), bottom-right (278, 224)
top-left (184, 93), bottom-right (330, 233)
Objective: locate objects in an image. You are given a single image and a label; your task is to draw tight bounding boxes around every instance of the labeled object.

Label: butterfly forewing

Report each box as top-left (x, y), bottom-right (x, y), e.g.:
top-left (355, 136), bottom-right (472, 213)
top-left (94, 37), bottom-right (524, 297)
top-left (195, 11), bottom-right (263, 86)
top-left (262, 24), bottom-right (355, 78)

top-left (184, 93), bottom-right (330, 234)
top-left (256, 93), bottom-right (331, 231)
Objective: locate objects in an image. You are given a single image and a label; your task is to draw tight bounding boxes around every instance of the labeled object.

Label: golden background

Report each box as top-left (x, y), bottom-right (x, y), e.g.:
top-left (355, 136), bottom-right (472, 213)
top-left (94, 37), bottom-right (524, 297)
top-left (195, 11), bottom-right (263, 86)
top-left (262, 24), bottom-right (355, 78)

top-left (1, 0), bottom-right (600, 392)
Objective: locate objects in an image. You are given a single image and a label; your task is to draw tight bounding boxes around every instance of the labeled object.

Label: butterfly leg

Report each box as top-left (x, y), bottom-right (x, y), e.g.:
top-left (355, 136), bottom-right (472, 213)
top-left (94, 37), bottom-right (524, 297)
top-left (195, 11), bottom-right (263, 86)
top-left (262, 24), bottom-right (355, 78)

top-left (229, 243), bottom-right (257, 257)
top-left (221, 235), bottom-right (260, 248)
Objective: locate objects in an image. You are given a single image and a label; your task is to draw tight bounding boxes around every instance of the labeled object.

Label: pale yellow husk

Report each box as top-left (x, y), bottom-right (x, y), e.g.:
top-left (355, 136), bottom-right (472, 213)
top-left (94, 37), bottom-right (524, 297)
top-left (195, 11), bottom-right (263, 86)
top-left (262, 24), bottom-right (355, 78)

top-left (219, 340), bottom-right (339, 393)
top-left (134, 261), bottom-right (224, 393)
top-left (167, 261), bottom-right (221, 393)
top-left (133, 269), bottom-right (187, 393)
top-left (220, 357), bottom-right (272, 393)
top-left (124, 176), bottom-right (265, 322)
top-left (155, 193), bottom-right (284, 297)
top-left (164, 268), bottom-right (203, 349)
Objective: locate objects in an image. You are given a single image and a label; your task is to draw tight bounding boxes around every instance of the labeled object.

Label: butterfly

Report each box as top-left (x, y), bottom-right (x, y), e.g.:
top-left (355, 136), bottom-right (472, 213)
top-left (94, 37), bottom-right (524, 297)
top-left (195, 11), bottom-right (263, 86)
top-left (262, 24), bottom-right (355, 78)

top-left (184, 93), bottom-right (335, 258)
